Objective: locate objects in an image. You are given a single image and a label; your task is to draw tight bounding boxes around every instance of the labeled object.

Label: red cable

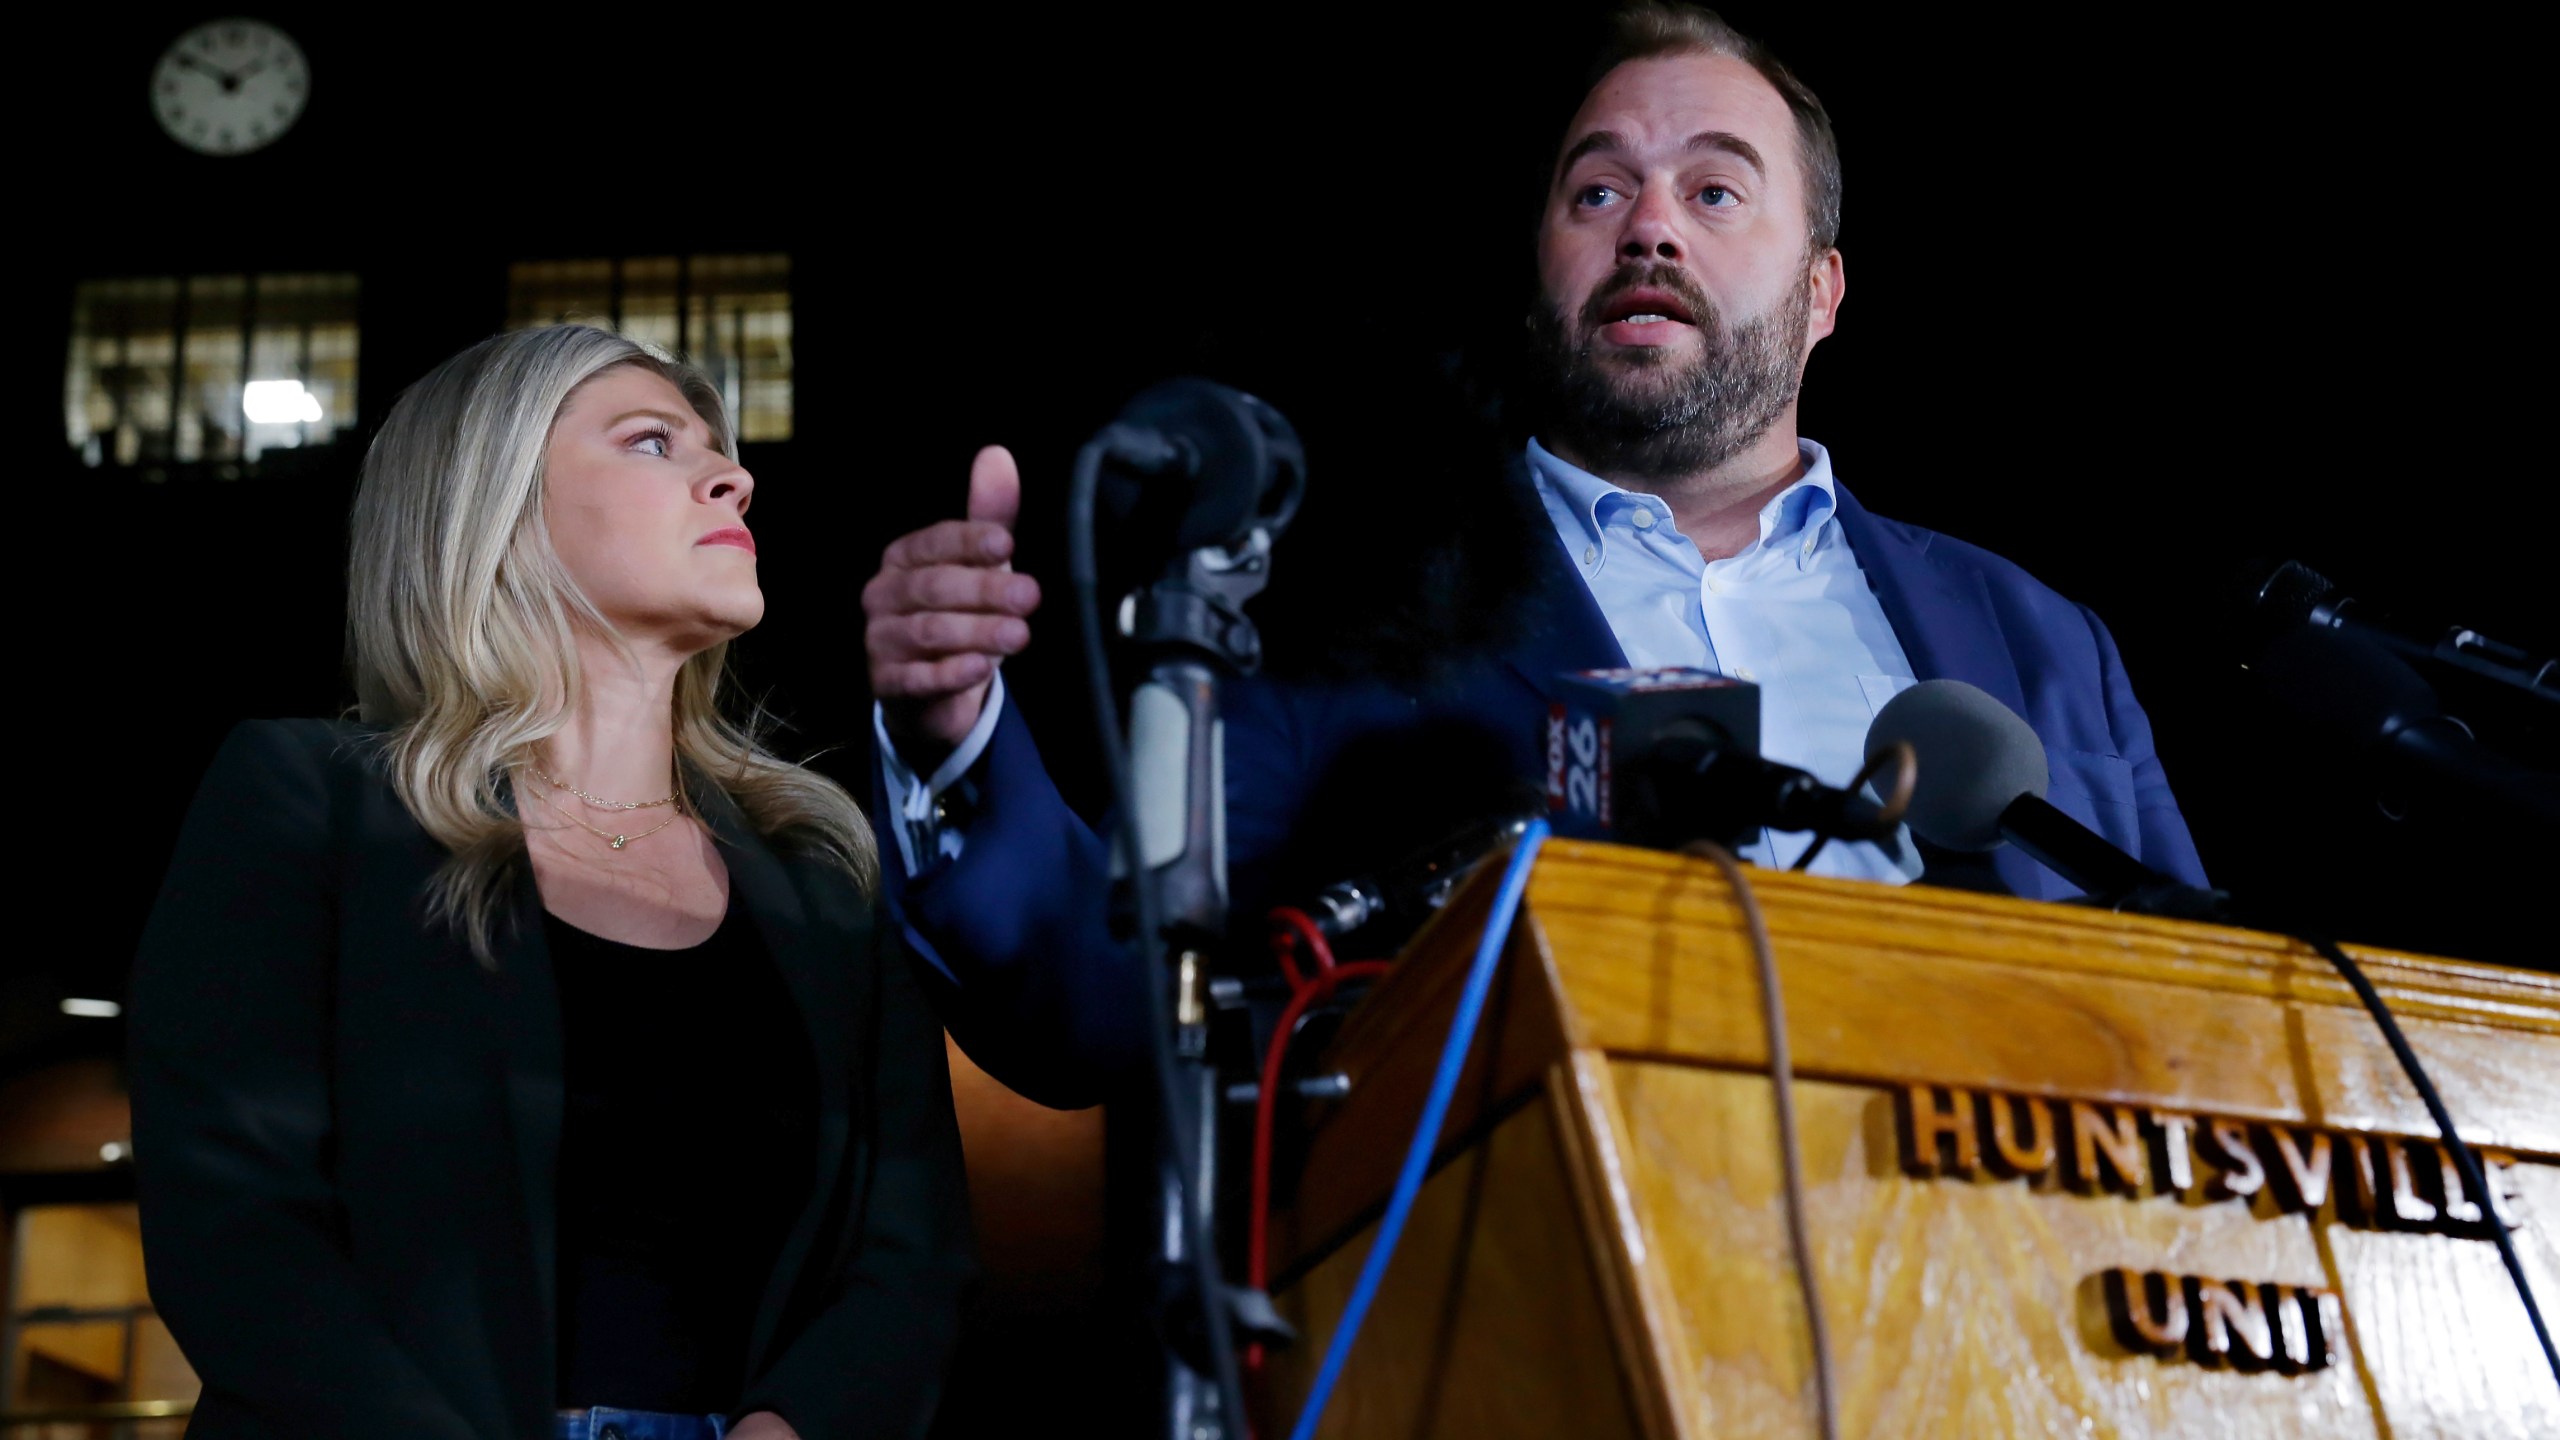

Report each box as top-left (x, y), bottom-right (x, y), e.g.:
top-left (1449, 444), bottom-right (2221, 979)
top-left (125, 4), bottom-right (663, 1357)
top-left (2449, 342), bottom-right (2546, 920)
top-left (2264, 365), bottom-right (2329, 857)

top-left (1245, 957), bottom-right (1390, 1372)
top-left (1267, 921), bottom-right (1306, 990)
top-left (1267, 906), bottom-right (1338, 974)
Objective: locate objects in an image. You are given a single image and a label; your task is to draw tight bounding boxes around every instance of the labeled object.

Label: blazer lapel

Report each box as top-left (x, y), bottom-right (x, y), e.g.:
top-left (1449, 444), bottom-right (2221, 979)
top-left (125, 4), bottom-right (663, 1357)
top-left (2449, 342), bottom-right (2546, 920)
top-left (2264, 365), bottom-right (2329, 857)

top-left (1833, 483), bottom-right (2031, 722)
top-left (692, 780), bottom-right (857, 1375)
top-left (1496, 456), bottom-right (1626, 703)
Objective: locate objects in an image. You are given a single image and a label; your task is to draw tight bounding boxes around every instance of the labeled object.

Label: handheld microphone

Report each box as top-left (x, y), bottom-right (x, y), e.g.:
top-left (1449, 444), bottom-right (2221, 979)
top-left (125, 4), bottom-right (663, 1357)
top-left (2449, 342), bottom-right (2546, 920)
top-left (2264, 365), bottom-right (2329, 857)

top-left (1546, 667), bottom-right (1897, 852)
top-left (1863, 679), bottom-right (2219, 915)
top-left (2243, 558), bottom-right (2556, 712)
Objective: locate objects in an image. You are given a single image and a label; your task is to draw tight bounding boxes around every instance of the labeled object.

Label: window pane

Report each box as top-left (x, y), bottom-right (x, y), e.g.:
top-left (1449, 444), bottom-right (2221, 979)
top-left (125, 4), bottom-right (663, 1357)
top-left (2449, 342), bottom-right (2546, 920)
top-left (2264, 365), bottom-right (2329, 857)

top-left (178, 275), bottom-right (246, 464)
top-left (6, 1203), bottom-right (201, 1415)
top-left (691, 254), bottom-right (793, 443)
top-left (507, 258), bottom-right (612, 330)
top-left (65, 278), bottom-right (179, 467)
top-left (244, 273), bottom-right (361, 460)
top-left (504, 254), bottom-right (793, 441)
top-left (616, 255), bottom-right (682, 358)
top-left (64, 273), bottom-right (358, 472)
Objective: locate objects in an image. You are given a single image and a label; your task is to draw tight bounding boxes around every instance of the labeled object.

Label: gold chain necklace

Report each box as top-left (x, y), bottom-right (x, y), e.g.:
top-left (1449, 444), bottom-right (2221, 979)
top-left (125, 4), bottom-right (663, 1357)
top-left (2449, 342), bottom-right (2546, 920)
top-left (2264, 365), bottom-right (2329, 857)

top-left (536, 786), bottom-right (689, 851)
top-left (524, 762), bottom-right (679, 812)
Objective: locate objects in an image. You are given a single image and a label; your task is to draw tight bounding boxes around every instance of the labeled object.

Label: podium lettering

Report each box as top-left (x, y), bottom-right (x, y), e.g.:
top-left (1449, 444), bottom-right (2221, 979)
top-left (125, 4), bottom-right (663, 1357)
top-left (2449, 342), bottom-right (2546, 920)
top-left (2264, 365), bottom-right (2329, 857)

top-left (2336, 1135), bottom-right (2385, 1225)
top-left (2435, 1143), bottom-right (2486, 1227)
top-left (2269, 1284), bottom-right (2317, 1372)
top-left (2065, 1101), bottom-right (2148, 1195)
top-left (1897, 1085), bottom-right (1979, 1177)
top-left (2482, 1149), bottom-right (2528, 1230)
top-left (1882, 1081), bottom-right (2534, 1243)
top-left (2382, 1139), bottom-right (2440, 1228)
top-left (2259, 1125), bottom-right (2334, 1213)
top-left (2200, 1117), bottom-right (2266, 1200)
top-left (1981, 1093), bottom-right (2056, 1179)
top-left (2149, 1110), bottom-right (2198, 1195)
top-left (2098, 1269), bottom-right (2342, 1374)
top-left (2103, 1267), bottom-right (2187, 1354)
top-left (2184, 1277), bottom-right (2276, 1370)
top-left (2300, 1287), bottom-right (2346, 1371)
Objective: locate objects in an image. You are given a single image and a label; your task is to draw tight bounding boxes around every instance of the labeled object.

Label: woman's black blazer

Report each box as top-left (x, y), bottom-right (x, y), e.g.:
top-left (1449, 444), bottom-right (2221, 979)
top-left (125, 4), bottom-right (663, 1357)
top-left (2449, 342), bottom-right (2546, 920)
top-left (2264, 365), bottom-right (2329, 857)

top-left (129, 720), bottom-right (973, 1440)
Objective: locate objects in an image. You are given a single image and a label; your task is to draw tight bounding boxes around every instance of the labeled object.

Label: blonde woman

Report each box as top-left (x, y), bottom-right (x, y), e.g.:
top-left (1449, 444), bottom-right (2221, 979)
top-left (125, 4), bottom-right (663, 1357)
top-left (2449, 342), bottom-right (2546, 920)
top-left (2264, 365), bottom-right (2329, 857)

top-left (130, 326), bottom-right (970, 1440)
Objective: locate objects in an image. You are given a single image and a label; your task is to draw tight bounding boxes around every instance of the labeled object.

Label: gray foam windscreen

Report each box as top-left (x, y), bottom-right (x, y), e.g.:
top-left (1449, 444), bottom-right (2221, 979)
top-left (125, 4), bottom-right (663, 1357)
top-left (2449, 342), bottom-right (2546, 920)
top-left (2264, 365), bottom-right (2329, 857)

top-left (1864, 679), bottom-right (2051, 851)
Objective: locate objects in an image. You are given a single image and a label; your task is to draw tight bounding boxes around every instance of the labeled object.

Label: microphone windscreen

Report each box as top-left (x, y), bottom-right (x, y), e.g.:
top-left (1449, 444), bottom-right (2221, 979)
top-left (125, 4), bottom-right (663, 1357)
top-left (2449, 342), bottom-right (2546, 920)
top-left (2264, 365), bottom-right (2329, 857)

top-left (1865, 679), bottom-right (2050, 851)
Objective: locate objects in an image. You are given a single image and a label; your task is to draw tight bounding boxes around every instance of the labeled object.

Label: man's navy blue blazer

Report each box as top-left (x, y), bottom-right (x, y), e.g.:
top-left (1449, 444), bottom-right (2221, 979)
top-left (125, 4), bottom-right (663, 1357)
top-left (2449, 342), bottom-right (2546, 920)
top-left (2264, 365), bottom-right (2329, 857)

top-left (885, 468), bottom-right (2207, 1107)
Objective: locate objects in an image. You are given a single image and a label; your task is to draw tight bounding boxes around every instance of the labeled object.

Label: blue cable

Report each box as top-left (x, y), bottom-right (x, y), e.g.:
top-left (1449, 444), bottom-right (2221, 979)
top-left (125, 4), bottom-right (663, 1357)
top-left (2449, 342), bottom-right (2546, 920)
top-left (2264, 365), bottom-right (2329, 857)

top-left (1286, 818), bottom-right (1551, 1440)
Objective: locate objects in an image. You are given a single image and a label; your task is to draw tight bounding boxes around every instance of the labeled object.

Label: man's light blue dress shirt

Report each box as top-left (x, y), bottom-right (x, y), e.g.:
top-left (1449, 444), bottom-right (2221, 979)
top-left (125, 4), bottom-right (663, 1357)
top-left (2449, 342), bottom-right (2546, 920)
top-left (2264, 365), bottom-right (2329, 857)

top-left (1525, 437), bottom-right (1918, 881)
top-left (884, 436), bottom-right (1921, 882)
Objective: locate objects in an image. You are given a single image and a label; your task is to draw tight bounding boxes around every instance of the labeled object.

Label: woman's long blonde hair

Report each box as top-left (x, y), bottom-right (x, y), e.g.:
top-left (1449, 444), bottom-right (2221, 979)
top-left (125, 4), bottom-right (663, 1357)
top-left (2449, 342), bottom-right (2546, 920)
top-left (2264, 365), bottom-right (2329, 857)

top-left (348, 323), bottom-right (877, 960)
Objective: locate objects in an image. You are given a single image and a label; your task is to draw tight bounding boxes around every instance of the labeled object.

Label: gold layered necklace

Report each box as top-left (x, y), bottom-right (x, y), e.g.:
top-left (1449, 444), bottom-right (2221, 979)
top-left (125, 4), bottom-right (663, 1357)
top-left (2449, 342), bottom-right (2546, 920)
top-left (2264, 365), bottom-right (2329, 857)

top-left (523, 761), bottom-right (687, 851)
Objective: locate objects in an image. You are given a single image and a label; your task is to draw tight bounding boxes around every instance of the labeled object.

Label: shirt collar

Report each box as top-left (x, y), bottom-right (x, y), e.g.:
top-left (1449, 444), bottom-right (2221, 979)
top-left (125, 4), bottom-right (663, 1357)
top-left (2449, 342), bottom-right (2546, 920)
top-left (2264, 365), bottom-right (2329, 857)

top-left (1526, 437), bottom-right (1841, 570)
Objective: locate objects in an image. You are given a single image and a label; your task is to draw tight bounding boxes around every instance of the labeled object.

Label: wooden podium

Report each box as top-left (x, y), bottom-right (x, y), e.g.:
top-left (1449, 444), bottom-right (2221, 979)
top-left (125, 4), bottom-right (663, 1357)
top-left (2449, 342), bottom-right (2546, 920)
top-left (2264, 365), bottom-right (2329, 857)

top-left (1263, 839), bottom-right (2560, 1438)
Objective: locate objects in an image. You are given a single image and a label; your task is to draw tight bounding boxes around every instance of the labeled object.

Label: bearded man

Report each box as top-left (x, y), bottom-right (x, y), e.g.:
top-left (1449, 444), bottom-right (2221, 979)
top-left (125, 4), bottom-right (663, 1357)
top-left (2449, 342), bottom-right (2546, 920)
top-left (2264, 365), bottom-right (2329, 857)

top-left (859, 4), bottom-right (2207, 1102)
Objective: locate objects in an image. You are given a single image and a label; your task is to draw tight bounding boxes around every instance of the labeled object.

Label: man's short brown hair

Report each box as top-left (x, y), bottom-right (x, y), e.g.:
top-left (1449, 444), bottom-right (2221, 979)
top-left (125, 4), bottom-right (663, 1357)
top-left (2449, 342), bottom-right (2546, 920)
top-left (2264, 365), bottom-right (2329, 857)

top-left (1583, 4), bottom-right (1843, 254)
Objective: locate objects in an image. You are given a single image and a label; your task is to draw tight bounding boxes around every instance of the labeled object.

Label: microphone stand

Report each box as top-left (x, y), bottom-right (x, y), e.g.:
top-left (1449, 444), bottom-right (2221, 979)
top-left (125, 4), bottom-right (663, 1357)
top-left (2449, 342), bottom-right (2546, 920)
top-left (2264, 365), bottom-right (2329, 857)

top-left (1070, 423), bottom-right (1295, 1440)
top-left (1124, 529), bottom-right (1300, 1440)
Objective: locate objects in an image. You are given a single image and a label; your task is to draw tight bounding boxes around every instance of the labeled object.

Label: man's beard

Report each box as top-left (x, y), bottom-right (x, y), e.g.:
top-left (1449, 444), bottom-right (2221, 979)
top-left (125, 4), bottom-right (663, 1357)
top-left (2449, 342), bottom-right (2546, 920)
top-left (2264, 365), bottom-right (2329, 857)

top-left (1529, 262), bottom-right (1811, 482)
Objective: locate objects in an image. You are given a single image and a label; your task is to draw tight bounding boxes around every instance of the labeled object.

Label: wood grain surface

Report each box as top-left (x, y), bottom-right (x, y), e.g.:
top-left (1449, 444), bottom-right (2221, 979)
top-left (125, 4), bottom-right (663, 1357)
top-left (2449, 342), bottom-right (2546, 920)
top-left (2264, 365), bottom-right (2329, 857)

top-left (1267, 839), bottom-right (2560, 1439)
top-left (1522, 841), bottom-right (2560, 1157)
top-left (1268, 1087), bottom-right (1652, 1440)
top-left (1608, 1063), bottom-right (2559, 1439)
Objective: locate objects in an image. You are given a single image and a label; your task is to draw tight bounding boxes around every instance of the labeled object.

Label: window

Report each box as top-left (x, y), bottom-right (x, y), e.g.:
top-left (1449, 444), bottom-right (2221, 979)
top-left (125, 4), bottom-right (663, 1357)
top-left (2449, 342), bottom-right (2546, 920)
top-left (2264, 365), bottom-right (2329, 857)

top-left (63, 273), bottom-right (359, 472)
top-left (2, 1203), bottom-right (196, 1436)
top-left (506, 254), bottom-right (793, 442)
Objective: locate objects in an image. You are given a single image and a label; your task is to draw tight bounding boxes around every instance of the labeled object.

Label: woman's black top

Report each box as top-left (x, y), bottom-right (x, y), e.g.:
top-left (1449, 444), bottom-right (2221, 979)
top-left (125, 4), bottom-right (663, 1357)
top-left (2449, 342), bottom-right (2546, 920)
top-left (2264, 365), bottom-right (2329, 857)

top-left (128, 719), bottom-right (972, 1440)
top-left (547, 904), bottom-right (819, 1412)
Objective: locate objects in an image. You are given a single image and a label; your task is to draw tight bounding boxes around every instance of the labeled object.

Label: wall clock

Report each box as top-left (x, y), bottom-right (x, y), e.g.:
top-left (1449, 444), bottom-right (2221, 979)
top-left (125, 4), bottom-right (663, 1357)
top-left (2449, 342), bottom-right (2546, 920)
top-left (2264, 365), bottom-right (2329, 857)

top-left (150, 18), bottom-right (308, 156)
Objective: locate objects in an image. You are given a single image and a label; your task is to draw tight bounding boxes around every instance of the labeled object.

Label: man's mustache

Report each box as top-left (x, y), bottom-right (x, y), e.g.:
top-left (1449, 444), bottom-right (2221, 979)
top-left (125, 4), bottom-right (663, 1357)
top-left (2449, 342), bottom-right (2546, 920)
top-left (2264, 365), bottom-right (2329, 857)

top-left (1578, 263), bottom-right (1718, 333)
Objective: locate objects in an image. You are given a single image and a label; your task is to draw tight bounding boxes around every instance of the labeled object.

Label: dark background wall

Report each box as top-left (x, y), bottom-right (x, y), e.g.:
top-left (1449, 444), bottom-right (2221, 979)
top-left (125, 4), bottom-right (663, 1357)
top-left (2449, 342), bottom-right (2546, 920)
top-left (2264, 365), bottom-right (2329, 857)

top-left (14, 0), bottom-right (2552, 1420)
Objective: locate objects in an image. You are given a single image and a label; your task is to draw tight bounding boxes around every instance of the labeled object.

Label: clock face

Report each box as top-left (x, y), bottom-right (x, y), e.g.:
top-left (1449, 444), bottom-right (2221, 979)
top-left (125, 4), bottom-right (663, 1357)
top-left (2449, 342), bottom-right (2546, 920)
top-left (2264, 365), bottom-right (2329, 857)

top-left (150, 18), bottom-right (308, 156)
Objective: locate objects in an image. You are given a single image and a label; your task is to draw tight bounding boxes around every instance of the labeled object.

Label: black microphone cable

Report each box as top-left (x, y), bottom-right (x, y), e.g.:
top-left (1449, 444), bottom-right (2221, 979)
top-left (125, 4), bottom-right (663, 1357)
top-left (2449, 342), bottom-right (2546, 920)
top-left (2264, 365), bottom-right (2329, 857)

top-left (2288, 924), bottom-right (2560, 1389)
top-left (1066, 431), bottom-right (1253, 1435)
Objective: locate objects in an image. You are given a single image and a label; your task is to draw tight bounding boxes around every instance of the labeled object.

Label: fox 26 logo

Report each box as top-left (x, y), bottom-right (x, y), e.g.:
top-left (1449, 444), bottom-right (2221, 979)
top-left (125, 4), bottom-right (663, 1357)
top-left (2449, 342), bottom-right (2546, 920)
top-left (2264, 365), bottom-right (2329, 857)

top-left (1546, 705), bottom-right (1610, 829)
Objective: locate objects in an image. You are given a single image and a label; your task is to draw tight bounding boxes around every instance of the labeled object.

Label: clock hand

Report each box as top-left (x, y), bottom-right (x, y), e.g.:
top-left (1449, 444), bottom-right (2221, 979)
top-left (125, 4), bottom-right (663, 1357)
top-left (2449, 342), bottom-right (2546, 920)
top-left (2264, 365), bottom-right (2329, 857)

top-left (171, 51), bottom-right (250, 88)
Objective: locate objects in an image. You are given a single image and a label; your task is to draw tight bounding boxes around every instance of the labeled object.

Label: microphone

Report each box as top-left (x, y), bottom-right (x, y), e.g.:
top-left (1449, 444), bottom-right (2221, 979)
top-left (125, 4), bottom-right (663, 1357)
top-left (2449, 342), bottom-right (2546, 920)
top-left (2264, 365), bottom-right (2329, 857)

top-left (2249, 623), bottom-right (2560, 830)
top-left (1074, 380), bottom-right (1311, 930)
top-left (1546, 667), bottom-right (1898, 852)
top-left (2243, 558), bottom-right (2556, 712)
top-left (1095, 378), bottom-right (1308, 572)
top-left (1864, 679), bottom-right (2217, 914)
top-left (1300, 797), bottom-right (1543, 941)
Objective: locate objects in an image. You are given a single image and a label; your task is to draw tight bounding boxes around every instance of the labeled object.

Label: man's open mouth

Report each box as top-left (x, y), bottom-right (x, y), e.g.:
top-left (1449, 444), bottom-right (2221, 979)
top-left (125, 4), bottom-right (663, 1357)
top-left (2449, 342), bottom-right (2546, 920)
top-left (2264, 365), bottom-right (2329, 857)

top-left (1595, 287), bottom-right (1699, 327)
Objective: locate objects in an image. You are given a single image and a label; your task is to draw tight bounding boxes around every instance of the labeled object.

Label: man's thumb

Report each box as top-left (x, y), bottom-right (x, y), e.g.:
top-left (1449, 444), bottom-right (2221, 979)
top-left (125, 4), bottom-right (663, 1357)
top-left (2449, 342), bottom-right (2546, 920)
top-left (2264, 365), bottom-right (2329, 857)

top-left (966, 445), bottom-right (1021, 531)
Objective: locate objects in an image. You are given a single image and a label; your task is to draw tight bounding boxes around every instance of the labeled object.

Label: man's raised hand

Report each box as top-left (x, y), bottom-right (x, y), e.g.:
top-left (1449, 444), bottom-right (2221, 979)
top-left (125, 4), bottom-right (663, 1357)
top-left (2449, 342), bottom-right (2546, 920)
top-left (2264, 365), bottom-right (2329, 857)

top-left (864, 445), bottom-right (1042, 760)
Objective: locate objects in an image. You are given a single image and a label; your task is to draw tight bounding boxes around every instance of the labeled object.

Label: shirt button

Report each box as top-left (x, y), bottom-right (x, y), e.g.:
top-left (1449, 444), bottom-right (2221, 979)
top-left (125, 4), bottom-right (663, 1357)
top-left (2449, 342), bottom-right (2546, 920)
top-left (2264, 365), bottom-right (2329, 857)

top-left (1631, 509), bottom-right (1656, 529)
top-left (1583, 544), bottom-right (1597, 566)
top-left (1705, 578), bottom-right (1720, 594)
top-left (1735, 666), bottom-right (1756, 681)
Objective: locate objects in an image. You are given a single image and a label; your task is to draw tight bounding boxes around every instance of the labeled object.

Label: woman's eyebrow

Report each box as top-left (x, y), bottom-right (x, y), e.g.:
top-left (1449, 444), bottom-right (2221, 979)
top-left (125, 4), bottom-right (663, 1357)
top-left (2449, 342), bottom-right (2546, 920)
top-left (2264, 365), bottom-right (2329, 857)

top-left (602, 407), bottom-right (694, 430)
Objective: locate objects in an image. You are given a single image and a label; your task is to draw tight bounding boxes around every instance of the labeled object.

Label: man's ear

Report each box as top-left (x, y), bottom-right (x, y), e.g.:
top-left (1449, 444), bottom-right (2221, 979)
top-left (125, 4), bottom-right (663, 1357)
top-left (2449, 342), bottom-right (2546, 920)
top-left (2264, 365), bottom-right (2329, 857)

top-left (1805, 247), bottom-right (1846, 349)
